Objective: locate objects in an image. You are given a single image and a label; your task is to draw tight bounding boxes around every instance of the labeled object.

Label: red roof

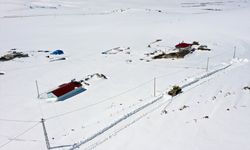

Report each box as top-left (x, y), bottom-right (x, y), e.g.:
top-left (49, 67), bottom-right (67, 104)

top-left (175, 43), bottom-right (192, 48)
top-left (52, 81), bottom-right (82, 97)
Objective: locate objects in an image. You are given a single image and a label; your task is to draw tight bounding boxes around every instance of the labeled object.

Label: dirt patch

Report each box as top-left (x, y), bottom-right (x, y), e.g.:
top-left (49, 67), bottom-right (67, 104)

top-left (203, 115), bottom-right (209, 119)
top-left (243, 86), bottom-right (250, 90)
top-left (81, 73), bottom-right (108, 86)
top-left (179, 105), bottom-right (189, 111)
top-left (144, 50), bottom-right (162, 57)
top-left (0, 51), bottom-right (29, 61)
top-left (152, 50), bottom-right (190, 59)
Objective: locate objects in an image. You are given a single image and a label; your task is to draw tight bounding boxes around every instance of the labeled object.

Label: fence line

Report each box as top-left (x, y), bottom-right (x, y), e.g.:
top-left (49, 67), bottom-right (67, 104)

top-left (69, 95), bottom-right (164, 150)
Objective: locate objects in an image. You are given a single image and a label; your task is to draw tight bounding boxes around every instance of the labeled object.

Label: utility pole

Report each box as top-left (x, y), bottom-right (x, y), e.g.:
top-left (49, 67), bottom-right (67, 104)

top-left (233, 46), bottom-right (236, 59)
top-left (154, 77), bottom-right (156, 97)
top-left (35, 80), bottom-right (40, 98)
top-left (206, 57), bottom-right (209, 72)
top-left (41, 118), bottom-right (50, 150)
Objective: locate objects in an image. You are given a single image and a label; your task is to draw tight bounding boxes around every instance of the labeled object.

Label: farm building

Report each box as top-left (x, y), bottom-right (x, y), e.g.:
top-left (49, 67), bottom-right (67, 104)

top-left (41, 80), bottom-right (86, 101)
top-left (175, 42), bottom-right (193, 50)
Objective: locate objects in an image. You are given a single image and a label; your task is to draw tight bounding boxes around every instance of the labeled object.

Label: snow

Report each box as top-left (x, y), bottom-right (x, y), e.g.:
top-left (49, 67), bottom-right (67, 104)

top-left (96, 63), bottom-right (250, 150)
top-left (0, 0), bottom-right (250, 150)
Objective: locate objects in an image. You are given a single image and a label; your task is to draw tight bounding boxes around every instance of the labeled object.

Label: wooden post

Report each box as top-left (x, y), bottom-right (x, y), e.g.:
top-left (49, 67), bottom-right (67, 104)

top-left (206, 57), bottom-right (209, 72)
top-left (41, 118), bottom-right (50, 150)
top-left (233, 46), bottom-right (236, 59)
top-left (35, 80), bottom-right (40, 98)
top-left (154, 77), bottom-right (156, 97)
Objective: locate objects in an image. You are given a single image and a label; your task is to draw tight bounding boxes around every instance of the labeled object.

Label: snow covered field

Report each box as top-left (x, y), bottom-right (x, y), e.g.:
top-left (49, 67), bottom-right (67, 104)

top-left (0, 0), bottom-right (250, 150)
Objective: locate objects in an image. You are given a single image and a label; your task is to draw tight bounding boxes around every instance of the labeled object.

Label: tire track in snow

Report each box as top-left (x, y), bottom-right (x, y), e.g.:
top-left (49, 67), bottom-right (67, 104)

top-left (69, 95), bottom-right (164, 150)
top-left (85, 96), bottom-right (171, 150)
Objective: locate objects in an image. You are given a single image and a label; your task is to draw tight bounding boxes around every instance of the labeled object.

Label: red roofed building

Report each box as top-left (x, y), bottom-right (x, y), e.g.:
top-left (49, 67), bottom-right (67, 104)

top-left (46, 81), bottom-right (86, 101)
top-left (175, 42), bottom-right (192, 50)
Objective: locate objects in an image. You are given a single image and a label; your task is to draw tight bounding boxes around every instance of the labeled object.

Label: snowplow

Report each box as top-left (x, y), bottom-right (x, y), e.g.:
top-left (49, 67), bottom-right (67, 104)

top-left (168, 85), bottom-right (182, 96)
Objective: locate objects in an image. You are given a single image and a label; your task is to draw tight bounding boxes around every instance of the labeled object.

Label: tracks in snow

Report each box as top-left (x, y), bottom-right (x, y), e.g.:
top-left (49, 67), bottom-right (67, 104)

top-left (70, 95), bottom-right (164, 150)
top-left (68, 62), bottom-right (236, 150)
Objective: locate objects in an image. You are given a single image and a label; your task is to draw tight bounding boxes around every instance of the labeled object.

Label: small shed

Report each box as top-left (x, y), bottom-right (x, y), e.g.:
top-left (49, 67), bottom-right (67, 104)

top-left (46, 81), bottom-right (86, 101)
top-left (50, 50), bottom-right (64, 55)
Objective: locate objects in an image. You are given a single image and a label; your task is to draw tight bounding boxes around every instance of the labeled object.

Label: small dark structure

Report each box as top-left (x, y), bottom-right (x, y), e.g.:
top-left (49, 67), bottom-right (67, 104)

top-left (49, 57), bottom-right (66, 62)
top-left (243, 86), bottom-right (250, 90)
top-left (203, 115), bottom-right (209, 119)
top-left (197, 45), bottom-right (211, 51)
top-left (192, 41), bottom-right (199, 45)
top-left (50, 50), bottom-right (64, 55)
top-left (38, 50), bottom-right (50, 53)
top-left (168, 86), bottom-right (182, 96)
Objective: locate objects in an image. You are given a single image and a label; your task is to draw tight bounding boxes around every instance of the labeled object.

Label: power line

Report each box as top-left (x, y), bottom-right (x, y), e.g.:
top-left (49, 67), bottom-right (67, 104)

top-left (0, 118), bottom-right (39, 123)
top-left (155, 69), bottom-right (185, 79)
top-left (45, 70), bottom-right (187, 120)
top-left (0, 122), bottom-right (40, 149)
top-left (46, 79), bottom-right (154, 120)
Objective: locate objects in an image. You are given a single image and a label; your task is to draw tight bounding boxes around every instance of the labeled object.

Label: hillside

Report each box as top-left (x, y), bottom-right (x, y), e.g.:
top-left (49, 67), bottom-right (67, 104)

top-left (0, 0), bottom-right (250, 150)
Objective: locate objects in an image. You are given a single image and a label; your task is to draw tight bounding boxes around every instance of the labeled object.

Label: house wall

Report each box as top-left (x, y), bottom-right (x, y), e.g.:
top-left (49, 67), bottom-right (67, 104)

top-left (57, 87), bottom-right (86, 101)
